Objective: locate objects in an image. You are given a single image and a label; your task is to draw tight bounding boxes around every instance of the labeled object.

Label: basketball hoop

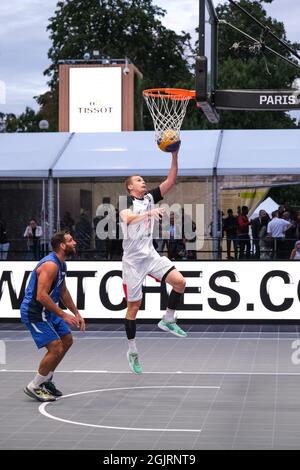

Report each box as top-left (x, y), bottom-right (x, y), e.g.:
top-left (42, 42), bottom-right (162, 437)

top-left (143, 88), bottom-right (195, 143)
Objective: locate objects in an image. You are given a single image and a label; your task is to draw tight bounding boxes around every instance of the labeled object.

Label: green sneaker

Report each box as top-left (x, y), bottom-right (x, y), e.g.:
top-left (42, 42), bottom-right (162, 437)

top-left (24, 385), bottom-right (56, 402)
top-left (127, 351), bottom-right (142, 375)
top-left (158, 319), bottom-right (187, 338)
top-left (42, 381), bottom-right (63, 397)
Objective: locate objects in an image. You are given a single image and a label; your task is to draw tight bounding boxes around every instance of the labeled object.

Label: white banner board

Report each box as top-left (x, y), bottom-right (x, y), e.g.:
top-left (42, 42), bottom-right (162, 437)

top-left (69, 67), bottom-right (122, 132)
top-left (1, 261), bottom-right (300, 320)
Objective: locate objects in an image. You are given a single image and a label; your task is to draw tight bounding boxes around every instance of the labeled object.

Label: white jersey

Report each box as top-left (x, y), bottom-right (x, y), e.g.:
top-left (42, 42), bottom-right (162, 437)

top-left (121, 187), bottom-right (163, 263)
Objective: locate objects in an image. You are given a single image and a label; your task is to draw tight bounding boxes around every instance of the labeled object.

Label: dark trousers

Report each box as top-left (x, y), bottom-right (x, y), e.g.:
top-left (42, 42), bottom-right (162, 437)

top-left (226, 236), bottom-right (238, 259)
top-left (238, 235), bottom-right (251, 259)
top-left (253, 239), bottom-right (260, 259)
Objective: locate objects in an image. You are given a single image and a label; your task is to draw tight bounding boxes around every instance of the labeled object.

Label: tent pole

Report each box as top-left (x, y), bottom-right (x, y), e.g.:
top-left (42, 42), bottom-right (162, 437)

top-left (41, 179), bottom-right (46, 255)
top-left (212, 130), bottom-right (224, 260)
top-left (57, 178), bottom-right (60, 231)
top-left (48, 170), bottom-right (55, 241)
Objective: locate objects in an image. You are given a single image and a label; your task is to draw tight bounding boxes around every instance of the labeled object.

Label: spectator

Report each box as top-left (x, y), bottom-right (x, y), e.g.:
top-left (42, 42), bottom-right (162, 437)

top-left (223, 209), bottom-right (238, 260)
top-left (61, 211), bottom-right (75, 235)
top-left (110, 209), bottom-right (123, 260)
top-left (282, 211), bottom-right (295, 259)
top-left (290, 240), bottom-right (300, 260)
top-left (251, 210), bottom-right (270, 259)
top-left (293, 211), bottom-right (300, 240)
top-left (237, 206), bottom-right (251, 259)
top-left (168, 212), bottom-right (186, 260)
top-left (0, 213), bottom-right (10, 260)
top-left (24, 218), bottom-right (43, 260)
top-left (209, 209), bottom-right (224, 259)
top-left (259, 224), bottom-right (272, 260)
top-left (155, 216), bottom-right (168, 255)
top-left (183, 210), bottom-right (197, 260)
top-left (267, 210), bottom-right (292, 260)
top-left (75, 210), bottom-right (92, 259)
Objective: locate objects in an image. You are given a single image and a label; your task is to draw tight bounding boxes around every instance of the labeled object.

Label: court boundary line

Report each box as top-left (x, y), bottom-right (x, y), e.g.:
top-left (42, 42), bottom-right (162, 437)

top-left (39, 386), bottom-right (220, 433)
top-left (2, 369), bottom-right (300, 376)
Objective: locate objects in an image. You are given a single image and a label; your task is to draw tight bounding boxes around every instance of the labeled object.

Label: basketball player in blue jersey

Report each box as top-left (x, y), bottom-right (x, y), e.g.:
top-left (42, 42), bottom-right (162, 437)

top-left (120, 146), bottom-right (187, 375)
top-left (21, 231), bottom-right (85, 402)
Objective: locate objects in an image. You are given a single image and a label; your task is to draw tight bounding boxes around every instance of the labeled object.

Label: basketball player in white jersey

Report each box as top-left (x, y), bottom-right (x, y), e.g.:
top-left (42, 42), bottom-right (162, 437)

top-left (120, 147), bottom-right (187, 374)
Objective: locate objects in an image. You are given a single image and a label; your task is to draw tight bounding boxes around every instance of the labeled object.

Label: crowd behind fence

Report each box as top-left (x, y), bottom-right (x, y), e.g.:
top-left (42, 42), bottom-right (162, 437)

top-left (1, 204), bottom-right (300, 262)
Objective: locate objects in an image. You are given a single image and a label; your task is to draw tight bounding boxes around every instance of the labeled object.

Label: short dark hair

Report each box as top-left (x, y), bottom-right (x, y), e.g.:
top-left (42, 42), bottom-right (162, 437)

top-left (51, 231), bottom-right (70, 252)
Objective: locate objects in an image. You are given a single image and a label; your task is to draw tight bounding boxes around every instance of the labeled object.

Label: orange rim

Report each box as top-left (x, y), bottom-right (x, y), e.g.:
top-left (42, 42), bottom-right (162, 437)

top-left (143, 88), bottom-right (195, 100)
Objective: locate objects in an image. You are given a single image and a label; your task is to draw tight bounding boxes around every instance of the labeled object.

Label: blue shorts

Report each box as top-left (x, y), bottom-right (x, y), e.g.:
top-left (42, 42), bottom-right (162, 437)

top-left (24, 316), bottom-right (71, 349)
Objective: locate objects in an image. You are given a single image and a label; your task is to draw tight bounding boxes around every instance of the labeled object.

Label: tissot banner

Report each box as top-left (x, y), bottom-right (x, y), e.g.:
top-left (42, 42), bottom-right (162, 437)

top-left (69, 67), bottom-right (122, 132)
top-left (1, 261), bottom-right (300, 320)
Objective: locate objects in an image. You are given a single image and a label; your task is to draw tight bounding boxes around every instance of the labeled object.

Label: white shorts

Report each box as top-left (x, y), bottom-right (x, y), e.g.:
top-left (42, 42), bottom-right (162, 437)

top-left (122, 254), bottom-right (175, 302)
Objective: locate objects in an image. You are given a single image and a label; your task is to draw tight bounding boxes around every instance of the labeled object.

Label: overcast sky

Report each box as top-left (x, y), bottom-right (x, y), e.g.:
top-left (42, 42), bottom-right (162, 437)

top-left (0, 0), bottom-right (299, 115)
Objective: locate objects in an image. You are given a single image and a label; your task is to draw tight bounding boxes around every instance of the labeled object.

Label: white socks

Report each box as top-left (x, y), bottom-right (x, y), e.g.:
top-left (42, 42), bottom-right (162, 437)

top-left (128, 339), bottom-right (138, 354)
top-left (28, 371), bottom-right (52, 390)
top-left (164, 308), bottom-right (175, 323)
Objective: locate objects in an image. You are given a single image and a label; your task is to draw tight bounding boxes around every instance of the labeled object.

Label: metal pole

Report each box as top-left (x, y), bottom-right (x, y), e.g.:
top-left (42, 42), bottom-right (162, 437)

top-left (57, 178), bottom-right (60, 231)
top-left (212, 168), bottom-right (219, 259)
top-left (42, 179), bottom-right (46, 255)
top-left (48, 170), bottom-right (55, 242)
top-left (212, 130), bottom-right (224, 260)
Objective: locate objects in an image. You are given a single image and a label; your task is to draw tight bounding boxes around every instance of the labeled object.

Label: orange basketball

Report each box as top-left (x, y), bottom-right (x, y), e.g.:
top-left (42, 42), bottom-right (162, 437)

top-left (157, 130), bottom-right (181, 153)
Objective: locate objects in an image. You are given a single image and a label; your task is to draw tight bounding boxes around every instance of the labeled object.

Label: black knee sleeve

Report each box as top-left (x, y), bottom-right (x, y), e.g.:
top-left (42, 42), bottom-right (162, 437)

top-left (124, 319), bottom-right (136, 340)
top-left (167, 290), bottom-right (183, 310)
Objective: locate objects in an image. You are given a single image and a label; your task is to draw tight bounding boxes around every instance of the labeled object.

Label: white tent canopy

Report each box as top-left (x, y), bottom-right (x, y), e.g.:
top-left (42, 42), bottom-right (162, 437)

top-left (0, 133), bottom-right (71, 177)
top-left (218, 129), bottom-right (300, 175)
top-left (250, 197), bottom-right (279, 219)
top-left (52, 130), bottom-right (220, 177)
top-left (0, 129), bottom-right (299, 177)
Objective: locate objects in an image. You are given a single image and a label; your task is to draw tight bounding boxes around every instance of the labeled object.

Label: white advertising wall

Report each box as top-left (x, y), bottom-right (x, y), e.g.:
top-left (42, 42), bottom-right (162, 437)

top-left (1, 261), bottom-right (300, 320)
top-left (69, 67), bottom-right (122, 132)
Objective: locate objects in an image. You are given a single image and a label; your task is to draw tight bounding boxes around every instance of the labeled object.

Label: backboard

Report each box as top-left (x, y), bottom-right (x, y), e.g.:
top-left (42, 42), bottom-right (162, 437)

top-left (195, 0), bottom-right (300, 123)
top-left (195, 0), bottom-right (219, 123)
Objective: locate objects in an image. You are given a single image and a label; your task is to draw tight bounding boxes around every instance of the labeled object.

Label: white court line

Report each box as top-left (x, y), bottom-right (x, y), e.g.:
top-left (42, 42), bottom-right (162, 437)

top-left (2, 369), bottom-right (300, 376)
top-left (39, 386), bottom-right (219, 433)
top-left (0, 330), bottom-right (299, 335)
top-left (1, 336), bottom-right (299, 342)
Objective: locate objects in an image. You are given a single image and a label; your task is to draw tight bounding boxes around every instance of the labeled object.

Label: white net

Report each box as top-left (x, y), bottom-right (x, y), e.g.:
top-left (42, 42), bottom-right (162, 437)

top-left (143, 89), bottom-right (193, 142)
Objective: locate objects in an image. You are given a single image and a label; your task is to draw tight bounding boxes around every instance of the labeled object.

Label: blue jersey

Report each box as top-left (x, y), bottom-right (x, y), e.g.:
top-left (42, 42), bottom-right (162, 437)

top-left (21, 252), bottom-right (66, 323)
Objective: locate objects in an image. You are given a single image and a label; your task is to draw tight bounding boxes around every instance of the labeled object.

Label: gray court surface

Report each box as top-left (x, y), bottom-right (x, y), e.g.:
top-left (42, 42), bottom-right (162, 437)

top-left (1, 322), bottom-right (300, 450)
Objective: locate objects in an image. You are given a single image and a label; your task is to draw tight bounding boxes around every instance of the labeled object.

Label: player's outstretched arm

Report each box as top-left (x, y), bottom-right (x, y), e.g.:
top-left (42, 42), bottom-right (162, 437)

top-left (120, 208), bottom-right (164, 225)
top-left (159, 146), bottom-right (179, 196)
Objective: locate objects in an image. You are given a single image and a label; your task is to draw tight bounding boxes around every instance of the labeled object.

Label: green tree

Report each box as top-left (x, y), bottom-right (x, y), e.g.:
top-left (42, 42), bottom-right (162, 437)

top-left (0, 108), bottom-right (44, 133)
top-left (214, 0), bottom-right (300, 129)
top-left (38, 0), bottom-right (193, 130)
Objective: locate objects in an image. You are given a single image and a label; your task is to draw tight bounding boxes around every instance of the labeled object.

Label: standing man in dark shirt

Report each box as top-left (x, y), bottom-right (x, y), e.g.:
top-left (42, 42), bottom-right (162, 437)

top-left (223, 209), bottom-right (238, 260)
